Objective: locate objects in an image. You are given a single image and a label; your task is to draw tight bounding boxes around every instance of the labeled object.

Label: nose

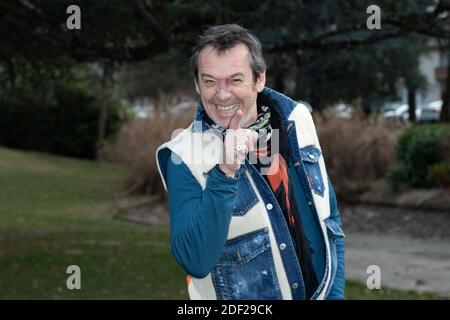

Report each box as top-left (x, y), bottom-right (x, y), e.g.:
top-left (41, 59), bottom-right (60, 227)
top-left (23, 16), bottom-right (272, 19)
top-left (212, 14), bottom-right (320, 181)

top-left (215, 80), bottom-right (232, 101)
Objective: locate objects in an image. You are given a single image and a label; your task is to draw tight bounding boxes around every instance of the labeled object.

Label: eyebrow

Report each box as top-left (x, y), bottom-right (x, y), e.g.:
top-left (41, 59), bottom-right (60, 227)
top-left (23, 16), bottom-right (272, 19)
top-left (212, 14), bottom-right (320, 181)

top-left (200, 72), bottom-right (245, 79)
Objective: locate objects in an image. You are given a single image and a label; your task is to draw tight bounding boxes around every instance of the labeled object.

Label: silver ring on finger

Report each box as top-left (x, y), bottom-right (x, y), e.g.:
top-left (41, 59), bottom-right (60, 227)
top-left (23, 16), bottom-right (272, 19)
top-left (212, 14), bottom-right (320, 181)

top-left (235, 144), bottom-right (246, 152)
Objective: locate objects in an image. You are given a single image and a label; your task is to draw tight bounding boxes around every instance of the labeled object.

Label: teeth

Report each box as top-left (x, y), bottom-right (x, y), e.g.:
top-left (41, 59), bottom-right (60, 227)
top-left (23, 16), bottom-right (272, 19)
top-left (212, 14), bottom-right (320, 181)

top-left (217, 104), bottom-right (238, 112)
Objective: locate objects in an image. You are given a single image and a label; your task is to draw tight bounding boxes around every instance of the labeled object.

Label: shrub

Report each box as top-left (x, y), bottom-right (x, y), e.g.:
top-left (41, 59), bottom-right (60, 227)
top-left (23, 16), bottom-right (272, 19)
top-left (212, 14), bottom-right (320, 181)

top-left (426, 162), bottom-right (450, 188)
top-left (0, 84), bottom-right (130, 159)
top-left (387, 124), bottom-right (450, 189)
top-left (385, 162), bottom-right (409, 192)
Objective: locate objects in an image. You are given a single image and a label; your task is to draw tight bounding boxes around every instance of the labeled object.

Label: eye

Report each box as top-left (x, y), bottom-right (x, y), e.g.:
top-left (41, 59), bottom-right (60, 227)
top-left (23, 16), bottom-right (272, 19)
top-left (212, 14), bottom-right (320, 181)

top-left (233, 79), bottom-right (242, 83)
top-left (203, 79), bottom-right (215, 85)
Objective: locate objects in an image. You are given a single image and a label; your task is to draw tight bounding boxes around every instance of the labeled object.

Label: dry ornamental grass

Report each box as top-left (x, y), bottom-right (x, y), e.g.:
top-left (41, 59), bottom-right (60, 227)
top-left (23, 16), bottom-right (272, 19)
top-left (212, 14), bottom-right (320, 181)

top-left (316, 116), bottom-right (404, 198)
top-left (107, 100), bottom-right (407, 202)
top-left (105, 103), bottom-right (196, 199)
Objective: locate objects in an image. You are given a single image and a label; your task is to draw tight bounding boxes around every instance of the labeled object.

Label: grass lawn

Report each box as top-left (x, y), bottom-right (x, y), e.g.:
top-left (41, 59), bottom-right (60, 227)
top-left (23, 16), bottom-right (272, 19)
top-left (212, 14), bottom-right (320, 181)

top-left (0, 146), bottom-right (445, 300)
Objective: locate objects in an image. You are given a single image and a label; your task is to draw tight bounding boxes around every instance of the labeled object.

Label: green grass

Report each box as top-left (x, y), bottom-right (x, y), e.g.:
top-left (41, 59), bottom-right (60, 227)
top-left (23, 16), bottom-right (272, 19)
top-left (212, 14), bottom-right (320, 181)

top-left (0, 146), bottom-right (445, 299)
top-left (345, 279), bottom-right (447, 300)
top-left (0, 146), bottom-right (187, 299)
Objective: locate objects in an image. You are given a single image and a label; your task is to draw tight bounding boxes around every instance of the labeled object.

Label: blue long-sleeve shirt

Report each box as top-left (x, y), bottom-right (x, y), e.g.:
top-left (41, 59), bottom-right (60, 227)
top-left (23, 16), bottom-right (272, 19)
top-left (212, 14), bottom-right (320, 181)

top-left (166, 154), bottom-right (238, 278)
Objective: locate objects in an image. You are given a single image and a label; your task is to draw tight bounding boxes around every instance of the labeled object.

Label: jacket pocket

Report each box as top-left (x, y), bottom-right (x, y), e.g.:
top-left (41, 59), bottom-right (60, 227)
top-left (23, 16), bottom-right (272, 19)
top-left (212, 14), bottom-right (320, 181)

top-left (232, 173), bottom-right (258, 216)
top-left (300, 145), bottom-right (325, 197)
top-left (211, 228), bottom-right (283, 300)
top-left (324, 218), bottom-right (345, 297)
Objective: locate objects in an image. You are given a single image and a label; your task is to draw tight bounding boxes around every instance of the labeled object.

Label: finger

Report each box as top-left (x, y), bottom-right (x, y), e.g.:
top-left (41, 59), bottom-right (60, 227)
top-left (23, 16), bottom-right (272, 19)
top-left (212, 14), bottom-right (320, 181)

top-left (228, 109), bottom-right (243, 130)
top-left (235, 143), bottom-right (248, 154)
top-left (249, 130), bottom-right (259, 152)
top-left (252, 130), bottom-right (259, 143)
top-left (227, 131), bottom-right (245, 146)
top-left (236, 147), bottom-right (247, 164)
top-left (240, 130), bottom-right (258, 152)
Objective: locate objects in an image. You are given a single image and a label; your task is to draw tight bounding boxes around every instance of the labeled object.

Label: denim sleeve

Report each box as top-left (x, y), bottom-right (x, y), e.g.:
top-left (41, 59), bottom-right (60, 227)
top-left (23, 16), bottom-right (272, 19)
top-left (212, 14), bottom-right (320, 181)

top-left (326, 178), bottom-right (346, 300)
top-left (166, 153), bottom-right (238, 278)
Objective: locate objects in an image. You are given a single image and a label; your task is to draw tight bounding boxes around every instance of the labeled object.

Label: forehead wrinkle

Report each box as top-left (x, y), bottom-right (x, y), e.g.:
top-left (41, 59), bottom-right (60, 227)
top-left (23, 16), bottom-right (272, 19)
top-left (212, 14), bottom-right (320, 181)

top-left (198, 44), bottom-right (252, 78)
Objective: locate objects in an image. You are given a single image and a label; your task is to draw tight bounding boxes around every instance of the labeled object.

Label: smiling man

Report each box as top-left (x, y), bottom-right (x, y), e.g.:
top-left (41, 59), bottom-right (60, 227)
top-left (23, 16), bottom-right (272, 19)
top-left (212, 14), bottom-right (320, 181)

top-left (156, 24), bottom-right (345, 300)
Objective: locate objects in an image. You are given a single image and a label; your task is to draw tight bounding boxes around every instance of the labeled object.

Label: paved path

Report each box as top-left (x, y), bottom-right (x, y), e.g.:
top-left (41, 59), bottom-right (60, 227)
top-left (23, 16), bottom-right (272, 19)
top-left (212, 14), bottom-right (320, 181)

top-left (345, 232), bottom-right (450, 296)
top-left (341, 205), bottom-right (450, 297)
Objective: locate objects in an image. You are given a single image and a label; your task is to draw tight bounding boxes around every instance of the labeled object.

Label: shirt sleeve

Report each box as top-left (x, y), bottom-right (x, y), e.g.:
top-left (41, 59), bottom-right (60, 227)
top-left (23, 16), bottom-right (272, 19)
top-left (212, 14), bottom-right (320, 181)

top-left (166, 152), bottom-right (238, 278)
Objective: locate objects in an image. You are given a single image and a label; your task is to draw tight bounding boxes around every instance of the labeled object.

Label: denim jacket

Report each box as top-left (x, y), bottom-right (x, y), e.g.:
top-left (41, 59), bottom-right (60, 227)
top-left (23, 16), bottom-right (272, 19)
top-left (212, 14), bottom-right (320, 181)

top-left (156, 87), bottom-right (345, 300)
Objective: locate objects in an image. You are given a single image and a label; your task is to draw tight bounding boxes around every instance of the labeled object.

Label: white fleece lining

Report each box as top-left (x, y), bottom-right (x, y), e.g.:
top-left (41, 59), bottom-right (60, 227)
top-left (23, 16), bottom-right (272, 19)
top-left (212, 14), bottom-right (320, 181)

top-left (289, 103), bottom-right (332, 299)
top-left (188, 273), bottom-right (217, 300)
top-left (244, 171), bottom-right (293, 300)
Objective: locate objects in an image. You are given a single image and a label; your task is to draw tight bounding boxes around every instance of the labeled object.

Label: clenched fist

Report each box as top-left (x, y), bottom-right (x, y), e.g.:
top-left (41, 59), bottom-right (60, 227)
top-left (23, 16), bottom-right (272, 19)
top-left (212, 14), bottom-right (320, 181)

top-left (219, 109), bottom-right (258, 177)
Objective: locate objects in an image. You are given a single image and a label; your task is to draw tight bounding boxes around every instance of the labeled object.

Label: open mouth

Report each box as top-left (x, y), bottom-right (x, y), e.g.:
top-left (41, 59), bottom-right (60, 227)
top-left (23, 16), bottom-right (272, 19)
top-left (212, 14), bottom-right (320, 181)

top-left (216, 103), bottom-right (239, 113)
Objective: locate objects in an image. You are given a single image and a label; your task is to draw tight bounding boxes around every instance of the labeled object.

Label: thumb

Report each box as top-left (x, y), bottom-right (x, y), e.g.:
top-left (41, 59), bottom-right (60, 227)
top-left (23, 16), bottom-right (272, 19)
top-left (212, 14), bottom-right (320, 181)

top-left (229, 110), bottom-right (243, 130)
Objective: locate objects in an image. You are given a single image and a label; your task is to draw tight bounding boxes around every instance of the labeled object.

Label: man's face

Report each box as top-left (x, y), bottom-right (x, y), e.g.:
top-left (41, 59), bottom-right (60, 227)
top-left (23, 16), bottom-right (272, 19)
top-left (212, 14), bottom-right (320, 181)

top-left (195, 43), bottom-right (266, 128)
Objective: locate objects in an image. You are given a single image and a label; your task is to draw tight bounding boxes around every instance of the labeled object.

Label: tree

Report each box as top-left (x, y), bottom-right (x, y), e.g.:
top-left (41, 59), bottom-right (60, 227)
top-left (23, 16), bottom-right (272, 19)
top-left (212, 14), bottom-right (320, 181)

top-left (255, 1), bottom-right (425, 115)
top-left (1, 0), bottom-right (448, 121)
top-left (382, 0), bottom-right (450, 122)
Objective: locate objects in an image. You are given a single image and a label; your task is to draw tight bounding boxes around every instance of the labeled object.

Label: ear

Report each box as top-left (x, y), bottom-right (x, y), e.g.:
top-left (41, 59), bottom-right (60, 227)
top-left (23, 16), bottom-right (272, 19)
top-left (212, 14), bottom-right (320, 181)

top-left (255, 70), bottom-right (266, 92)
top-left (195, 78), bottom-right (200, 95)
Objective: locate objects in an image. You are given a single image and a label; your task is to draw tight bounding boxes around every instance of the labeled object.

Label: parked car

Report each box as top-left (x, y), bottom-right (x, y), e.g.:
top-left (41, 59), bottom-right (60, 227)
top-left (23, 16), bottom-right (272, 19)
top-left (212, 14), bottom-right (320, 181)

top-left (132, 100), bottom-right (196, 119)
top-left (323, 103), bottom-right (352, 118)
top-left (334, 103), bottom-right (353, 118)
top-left (420, 100), bottom-right (442, 122)
top-left (380, 101), bottom-right (402, 114)
top-left (382, 103), bottom-right (422, 121)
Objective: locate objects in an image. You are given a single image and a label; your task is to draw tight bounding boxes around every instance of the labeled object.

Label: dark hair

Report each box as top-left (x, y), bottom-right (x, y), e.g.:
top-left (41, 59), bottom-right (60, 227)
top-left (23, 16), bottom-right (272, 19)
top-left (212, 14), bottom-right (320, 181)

top-left (191, 24), bottom-right (266, 82)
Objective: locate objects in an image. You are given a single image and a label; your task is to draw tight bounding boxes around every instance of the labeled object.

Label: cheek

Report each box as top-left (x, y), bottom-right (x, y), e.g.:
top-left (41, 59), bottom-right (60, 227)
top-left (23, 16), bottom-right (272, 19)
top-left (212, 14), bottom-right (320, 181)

top-left (200, 92), bottom-right (214, 105)
top-left (240, 90), bottom-right (257, 106)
